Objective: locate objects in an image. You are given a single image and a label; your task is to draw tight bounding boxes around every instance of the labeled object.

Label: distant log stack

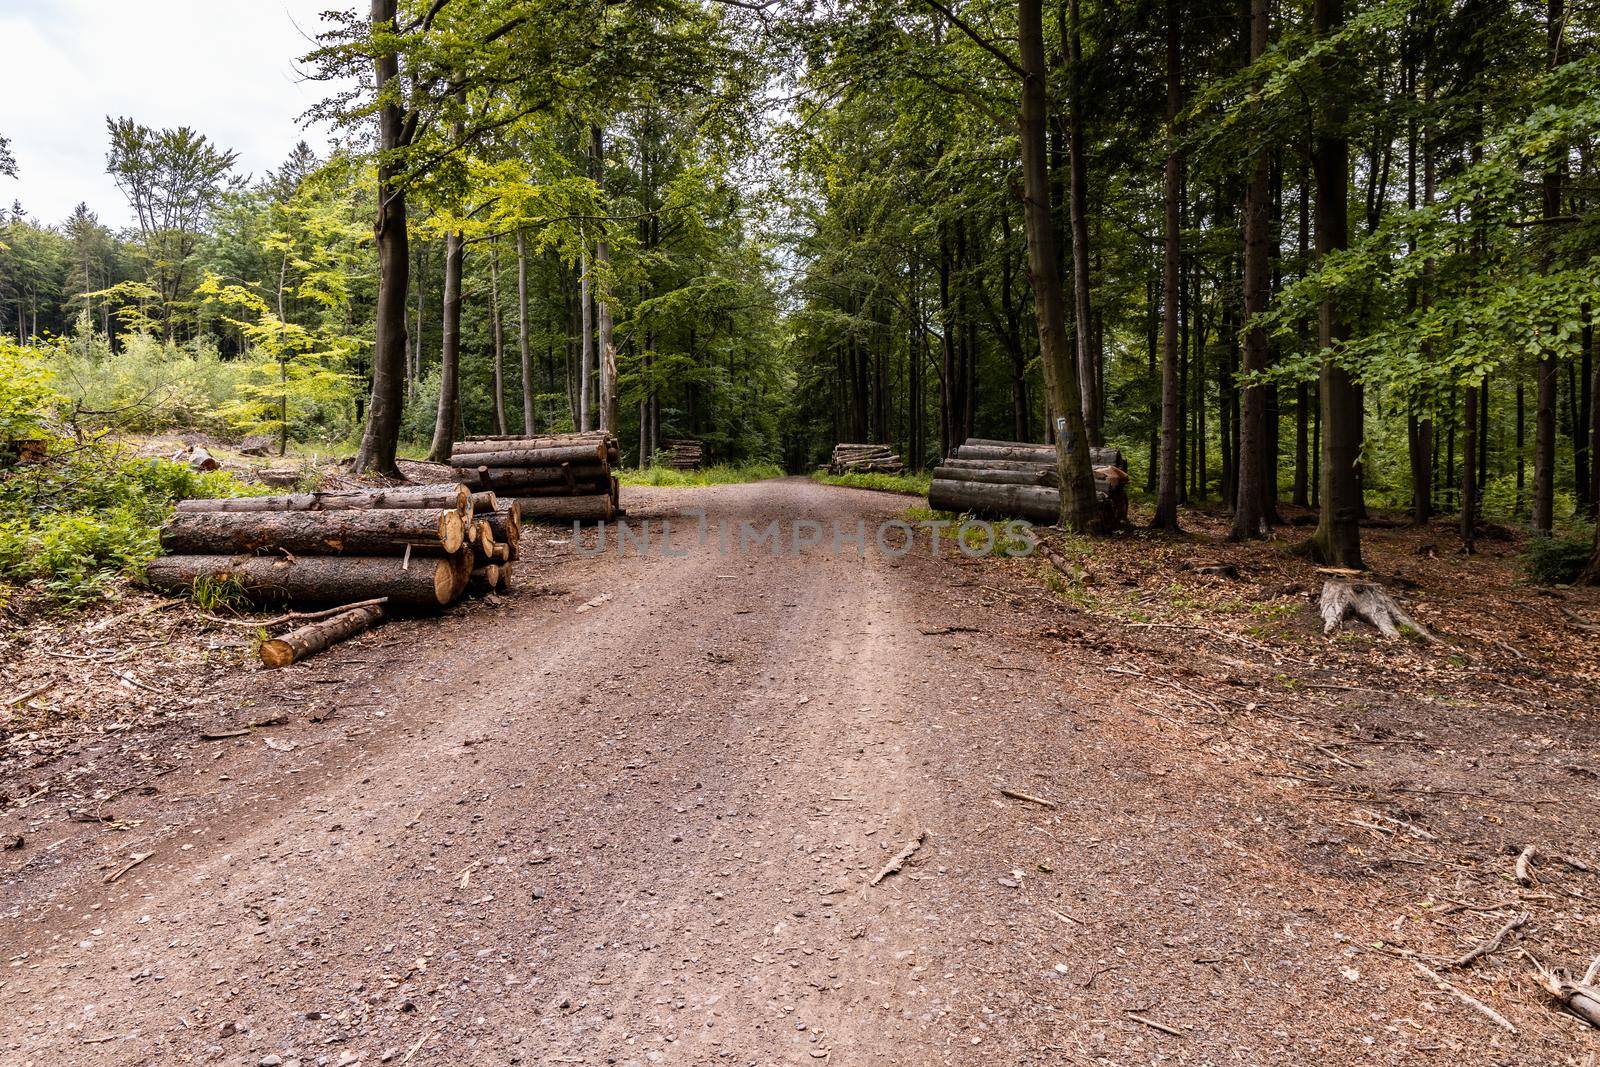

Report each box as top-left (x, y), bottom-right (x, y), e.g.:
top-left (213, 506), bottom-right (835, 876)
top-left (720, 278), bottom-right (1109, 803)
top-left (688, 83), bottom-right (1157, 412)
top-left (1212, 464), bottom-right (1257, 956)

top-left (660, 438), bottom-right (704, 470)
top-left (828, 443), bottom-right (905, 475)
top-left (451, 431), bottom-right (620, 523)
top-left (150, 484), bottom-right (523, 667)
top-left (929, 438), bottom-right (1129, 531)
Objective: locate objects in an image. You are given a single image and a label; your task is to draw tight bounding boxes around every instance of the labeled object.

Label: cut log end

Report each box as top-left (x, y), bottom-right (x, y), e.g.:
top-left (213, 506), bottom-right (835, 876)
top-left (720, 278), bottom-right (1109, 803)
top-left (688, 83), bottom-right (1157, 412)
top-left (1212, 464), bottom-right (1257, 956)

top-left (259, 604), bottom-right (386, 669)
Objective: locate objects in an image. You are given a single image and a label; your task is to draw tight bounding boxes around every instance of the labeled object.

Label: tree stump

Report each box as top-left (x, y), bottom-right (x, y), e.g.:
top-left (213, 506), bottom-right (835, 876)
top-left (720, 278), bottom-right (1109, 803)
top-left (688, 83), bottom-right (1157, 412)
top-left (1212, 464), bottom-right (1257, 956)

top-left (1319, 580), bottom-right (1433, 641)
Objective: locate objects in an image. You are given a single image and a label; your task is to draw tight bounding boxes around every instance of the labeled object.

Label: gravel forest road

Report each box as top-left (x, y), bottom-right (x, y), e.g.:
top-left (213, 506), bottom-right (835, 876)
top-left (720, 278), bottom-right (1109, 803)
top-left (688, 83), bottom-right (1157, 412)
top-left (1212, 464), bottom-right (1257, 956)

top-left (0, 480), bottom-right (1531, 1065)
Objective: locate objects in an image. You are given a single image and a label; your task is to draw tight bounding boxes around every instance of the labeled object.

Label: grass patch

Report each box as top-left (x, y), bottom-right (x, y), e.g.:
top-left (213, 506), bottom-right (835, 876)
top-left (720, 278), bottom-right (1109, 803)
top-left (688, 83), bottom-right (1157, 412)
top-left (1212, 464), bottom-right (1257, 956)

top-left (618, 463), bottom-right (785, 487)
top-left (811, 471), bottom-right (932, 496)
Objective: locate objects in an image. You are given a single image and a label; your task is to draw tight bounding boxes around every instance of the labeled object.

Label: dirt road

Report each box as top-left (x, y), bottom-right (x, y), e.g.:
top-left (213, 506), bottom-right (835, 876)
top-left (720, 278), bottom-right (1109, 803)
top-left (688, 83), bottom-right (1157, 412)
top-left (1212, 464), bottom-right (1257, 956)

top-left (1, 479), bottom-right (1589, 1065)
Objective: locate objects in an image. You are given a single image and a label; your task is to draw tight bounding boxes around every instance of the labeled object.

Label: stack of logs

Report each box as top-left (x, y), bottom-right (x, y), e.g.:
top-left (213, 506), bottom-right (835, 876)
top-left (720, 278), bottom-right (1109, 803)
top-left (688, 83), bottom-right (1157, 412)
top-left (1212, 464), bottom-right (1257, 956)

top-left (930, 439), bottom-right (1129, 530)
top-left (146, 483), bottom-right (522, 667)
top-left (660, 438), bottom-right (704, 471)
top-left (828, 443), bottom-right (905, 475)
top-left (450, 431), bottom-right (620, 523)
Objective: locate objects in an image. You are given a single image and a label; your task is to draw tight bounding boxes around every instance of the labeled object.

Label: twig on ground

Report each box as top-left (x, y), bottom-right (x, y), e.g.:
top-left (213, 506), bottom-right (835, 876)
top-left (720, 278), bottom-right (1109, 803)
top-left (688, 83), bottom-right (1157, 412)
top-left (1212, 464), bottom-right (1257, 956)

top-left (1413, 961), bottom-right (1518, 1033)
top-left (870, 830), bottom-right (927, 886)
top-left (1456, 912), bottom-right (1529, 968)
top-left (1125, 1012), bottom-right (1183, 1037)
top-left (1514, 845), bottom-right (1537, 886)
top-left (198, 713), bottom-right (289, 741)
top-left (998, 787), bottom-right (1058, 809)
top-left (103, 851), bottom-right (154, 885)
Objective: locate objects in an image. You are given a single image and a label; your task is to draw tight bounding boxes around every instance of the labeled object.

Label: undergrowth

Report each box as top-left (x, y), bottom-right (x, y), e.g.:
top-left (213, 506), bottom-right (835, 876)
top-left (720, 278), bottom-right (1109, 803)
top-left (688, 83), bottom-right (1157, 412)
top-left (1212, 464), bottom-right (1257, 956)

top-left (811, 471), bottom-right (932, 496)
top-left (618, 463), bottom-right (784, 487)
top-left (1525, 527), bottom-right (1595, 585)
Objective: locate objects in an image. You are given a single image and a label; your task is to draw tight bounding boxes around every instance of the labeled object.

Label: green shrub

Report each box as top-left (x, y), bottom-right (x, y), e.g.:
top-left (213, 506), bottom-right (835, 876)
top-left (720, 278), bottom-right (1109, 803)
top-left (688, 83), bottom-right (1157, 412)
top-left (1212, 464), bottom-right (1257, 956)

top-left (44, 332), bottom-right (247, 434)
top-left (0, 339), bottom-right (62, 439)
top-left (1525, 530), bottom-right (1595, 585)
top-left (619, 463), bottom-right (784, 487)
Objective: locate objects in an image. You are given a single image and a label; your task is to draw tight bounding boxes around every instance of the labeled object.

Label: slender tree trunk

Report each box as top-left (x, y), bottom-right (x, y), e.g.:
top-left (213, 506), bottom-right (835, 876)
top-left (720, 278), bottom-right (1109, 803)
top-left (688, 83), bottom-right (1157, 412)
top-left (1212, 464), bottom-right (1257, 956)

top-left (426, 226), bottom-right (464, 462)
top-left (1066, 0), bottom-right (1101, 445)
top-left (517, 231), bottom-right (534, 433)
top-left (579, 248), bottom-right (593, 432)
top-left (489, 243), bottom-right (508, 436)
top-left (592, 124), bottom-right (617, 435)
top-left (1461, 380), bottom-right (1478, 549)
top-left (1231, 0), bottom-right (1271, 539)
top-left (352, 0), bottom-right (408, 477)
top-left (1310, 0), bottom-right (1363, 568)
top-left (1534, 0), bottom-right (1565, 535)
top-left (1153, 0), bottom-right (1184, 531)
top-left (1019, 0), bottom-right (1096, 532)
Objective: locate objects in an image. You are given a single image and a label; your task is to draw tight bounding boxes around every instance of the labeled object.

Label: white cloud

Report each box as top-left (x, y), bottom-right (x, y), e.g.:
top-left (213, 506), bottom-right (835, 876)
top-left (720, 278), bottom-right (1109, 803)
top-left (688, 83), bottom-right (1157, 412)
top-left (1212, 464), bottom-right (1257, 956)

top-left (0, 0), bottom-right (350, 228)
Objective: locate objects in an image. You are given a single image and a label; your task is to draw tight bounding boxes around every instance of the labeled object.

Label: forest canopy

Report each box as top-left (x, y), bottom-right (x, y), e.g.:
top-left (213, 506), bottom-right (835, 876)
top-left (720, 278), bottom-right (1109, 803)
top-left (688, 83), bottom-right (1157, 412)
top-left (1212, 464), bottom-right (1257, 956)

top-left (1, 0), bottom-right (1598, 577)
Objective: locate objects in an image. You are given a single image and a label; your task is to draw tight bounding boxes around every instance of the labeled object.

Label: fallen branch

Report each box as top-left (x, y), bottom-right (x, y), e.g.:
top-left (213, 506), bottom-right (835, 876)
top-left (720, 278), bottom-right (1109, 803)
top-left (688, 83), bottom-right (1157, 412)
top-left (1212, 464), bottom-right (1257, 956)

top-left (1514, 845), bottom-right (1537, 886)
top-left (4, 682), bottom-right (52, 708)
top-left (1527, 952), bottom-right (1600, 1029)
top-left (998, 787), bottom-right (1058, 809)
top-left (1557, 606), bottom-right (1600, 633)
top-left (1126, 1012), bottom-right (1183, 1037)
top-left (919, 626), bottom-right (980, 636)
top-left (198, 713), bottom-right (289, 741)
top-left (103, 851), bottom-right (154, 885)
top-left (196, 597), bottom-right (389, 630)
top-left (870, 830), bottom-right (927, 886)
top-left (1413, 961), bottom-right (1517, 1033)
top-left (1456, 912), bottom-right (1529, 968)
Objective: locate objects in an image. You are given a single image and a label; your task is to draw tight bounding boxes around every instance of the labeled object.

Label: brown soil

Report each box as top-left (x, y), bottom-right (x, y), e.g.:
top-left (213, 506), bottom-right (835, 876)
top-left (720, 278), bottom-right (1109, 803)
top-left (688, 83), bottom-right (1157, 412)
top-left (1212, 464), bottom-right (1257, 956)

top-left (2, 479), bottom-right (1598, 1065)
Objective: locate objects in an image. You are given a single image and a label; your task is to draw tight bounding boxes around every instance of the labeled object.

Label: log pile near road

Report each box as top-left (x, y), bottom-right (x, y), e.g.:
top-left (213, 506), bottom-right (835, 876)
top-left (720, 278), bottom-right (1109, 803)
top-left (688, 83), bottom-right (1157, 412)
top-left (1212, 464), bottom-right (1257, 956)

top-left (661, 438), bottom-right (704, 470)
top-left (828, 443), bottom-right (905, 475)
top-left (930, 438), bottom-right (1130, 530)
top-left (451, 431), bottom-right (620, 523)
top-left (148, 483), bottom-right (523, 667)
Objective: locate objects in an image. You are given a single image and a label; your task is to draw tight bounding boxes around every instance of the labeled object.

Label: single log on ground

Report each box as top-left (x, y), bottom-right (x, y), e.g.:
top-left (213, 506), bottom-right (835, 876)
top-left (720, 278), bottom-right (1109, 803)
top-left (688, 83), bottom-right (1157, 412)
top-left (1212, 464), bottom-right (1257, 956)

top-left (507, 493), bottom-right (616, 523)
top-left (175, 484), bottom-right (470, 514)
top-left (449, 443), bottom-right (606, 468)
top-left (260, 605), bottom-right (386, 669)
top-left (932, 465), bottom-right (1054, 487)
top-left (146, 555), bottom-right (460, 608)
top-left (1319, 580), bottom-right (1434, 640)
top-left (161, 509), bottom-right (465, 556)
top-left (928, 479), bottom-right (1061, 523)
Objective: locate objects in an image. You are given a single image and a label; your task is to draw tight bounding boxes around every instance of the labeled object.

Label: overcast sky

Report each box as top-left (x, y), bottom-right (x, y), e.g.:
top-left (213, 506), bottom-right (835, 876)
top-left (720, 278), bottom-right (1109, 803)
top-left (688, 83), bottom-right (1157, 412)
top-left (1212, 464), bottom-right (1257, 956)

top-left (0, 0), bottom-right (348, 228)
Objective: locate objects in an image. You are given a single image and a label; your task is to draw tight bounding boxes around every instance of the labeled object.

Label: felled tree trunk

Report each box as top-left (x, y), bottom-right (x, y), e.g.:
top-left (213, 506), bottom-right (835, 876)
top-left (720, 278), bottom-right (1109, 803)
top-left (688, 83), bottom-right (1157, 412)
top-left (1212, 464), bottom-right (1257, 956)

top-left (1319, 579), bottom-right (1432, 640)
top-left (455, 463), bottom-right (608, 494)
top-left (161, 509), bottom-right (466, 557)
top-left (175, 484), bottom-right (470, 514)
top-left (260, 605), bottom-right (386, 669)
top-left (147, 554), bottom-right (463, 608)
top-left (507, 493), bottom-right (615, 523)
top-left (450, 443), bottom-right (607, 468)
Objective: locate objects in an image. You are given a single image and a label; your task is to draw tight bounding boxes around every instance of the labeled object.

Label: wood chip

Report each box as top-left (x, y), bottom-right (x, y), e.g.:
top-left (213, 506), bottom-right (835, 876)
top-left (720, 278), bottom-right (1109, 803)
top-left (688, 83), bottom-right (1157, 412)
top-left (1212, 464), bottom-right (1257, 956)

top-left (870, 830), bottom-right (927, 886)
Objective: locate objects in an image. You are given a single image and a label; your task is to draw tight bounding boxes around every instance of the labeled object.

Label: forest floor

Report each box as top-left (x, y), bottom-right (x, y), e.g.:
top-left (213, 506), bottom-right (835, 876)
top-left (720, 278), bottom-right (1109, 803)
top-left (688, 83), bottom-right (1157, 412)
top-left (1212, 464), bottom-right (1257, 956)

top-left (2, 477), bottom-right (1599, 1065)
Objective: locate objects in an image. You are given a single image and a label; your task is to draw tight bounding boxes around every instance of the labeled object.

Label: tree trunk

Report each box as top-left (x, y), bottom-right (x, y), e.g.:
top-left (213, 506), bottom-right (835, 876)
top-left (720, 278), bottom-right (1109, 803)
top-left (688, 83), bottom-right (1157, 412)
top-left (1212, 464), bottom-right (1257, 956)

top-left (161, 508), bottom-right (466, 557)
top-left (1153, 0), bottom-right (1183, 532)
top-left (450, 442), bottom-right (609, 468)
top-left (489, 243), bottom-right (508, 436)
top-left (1065, 0), bottom-right (1100, 446)
top-left (507, 494), bottom-right (615, 522)
top-left (174, 484), bottom-right (470, 514)
top-left (517, 230), bottom-right (535, 433)
top-left (592, 124), bottom-right (618, 435)
top-left (1534, 0), bottom-right (1566, 535)
top-left (1310, 0), bottom-right (1363, 569)
top-left (352, 0), bottom-right (409, 477)
top-left (147, 554), bottom-right (462, 609)
top-left (426, 226), bottom-right (464, 462)
top-left (1461, 381), bottom-right (1478, 548)
top-left (260, 605), bottom-right (386, 669)
top-left (1231, 0), bottom-right (1271, 540)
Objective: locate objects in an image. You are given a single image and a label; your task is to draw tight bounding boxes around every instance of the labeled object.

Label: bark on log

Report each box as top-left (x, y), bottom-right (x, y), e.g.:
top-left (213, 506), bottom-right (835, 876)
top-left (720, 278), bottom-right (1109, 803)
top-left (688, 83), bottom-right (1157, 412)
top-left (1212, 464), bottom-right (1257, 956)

top-left (485, 480), bottom-right (610, 498)
top-left (507, 493), bottom-right (616, 522)
top-left (449, 443), bottom-right (606, 468)
top-left (175, 484), bottom-right (470, 514)
top-left (940, 457), bottom-right (1063, 474)
top-left (454, 433), bottom-right (609, 455)
top-left (146, 555), bottom-right (460, 608)
top-left (928, 479), bottom-right (1062, 523)
top-left (953, 442), bottom-right (1126, 469)
top-left (456, 464), bottom-right (607, 493)
top-left (161, 509), bottom-right (466, 557)
top-left (259, 605), bottom-right (386, 669)
top-left (932, 465), bottom-right (1055, 487)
